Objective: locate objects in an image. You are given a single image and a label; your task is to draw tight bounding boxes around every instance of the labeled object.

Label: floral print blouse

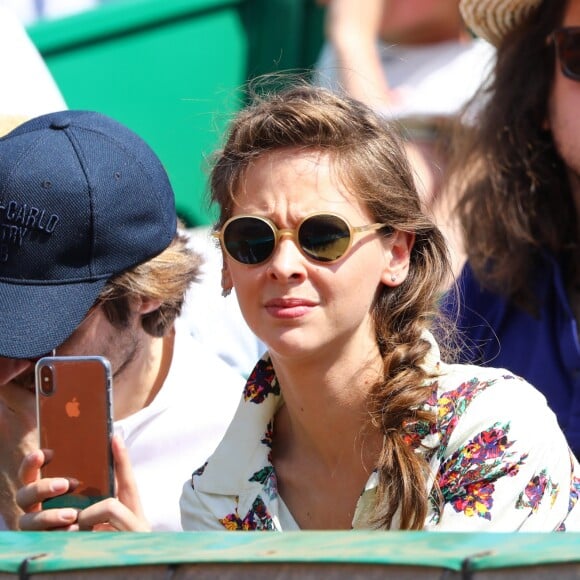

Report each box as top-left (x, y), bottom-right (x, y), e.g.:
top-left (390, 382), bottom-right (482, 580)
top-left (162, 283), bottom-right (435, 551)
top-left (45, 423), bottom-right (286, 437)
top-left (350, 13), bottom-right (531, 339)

top-left (180, 332), bottom-right (580, 531)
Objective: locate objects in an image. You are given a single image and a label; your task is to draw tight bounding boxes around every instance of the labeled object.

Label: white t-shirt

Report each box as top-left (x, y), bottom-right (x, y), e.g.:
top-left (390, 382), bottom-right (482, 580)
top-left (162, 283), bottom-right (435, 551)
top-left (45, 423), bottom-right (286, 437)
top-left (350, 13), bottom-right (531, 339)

top-left (113, 319), bottom-right (245, 531)
top-left (313, 38), bottom-right (495, 121)
top-left (182, 227), bottom-right (266, 379)
top-left (0, 3), bottom-right (67, 116)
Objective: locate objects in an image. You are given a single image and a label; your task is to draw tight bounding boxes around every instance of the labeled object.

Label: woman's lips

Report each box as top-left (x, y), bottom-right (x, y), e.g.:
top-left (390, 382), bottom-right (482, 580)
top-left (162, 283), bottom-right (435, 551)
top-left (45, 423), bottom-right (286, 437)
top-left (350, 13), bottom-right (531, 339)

top-left (264, 298), bottom-right (317, 319)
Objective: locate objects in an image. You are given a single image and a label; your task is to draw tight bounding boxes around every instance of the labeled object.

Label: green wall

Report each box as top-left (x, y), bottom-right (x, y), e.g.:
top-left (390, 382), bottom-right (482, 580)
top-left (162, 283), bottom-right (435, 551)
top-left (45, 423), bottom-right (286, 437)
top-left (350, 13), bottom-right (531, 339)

top-left (28, 0), bottom-right (325, 226)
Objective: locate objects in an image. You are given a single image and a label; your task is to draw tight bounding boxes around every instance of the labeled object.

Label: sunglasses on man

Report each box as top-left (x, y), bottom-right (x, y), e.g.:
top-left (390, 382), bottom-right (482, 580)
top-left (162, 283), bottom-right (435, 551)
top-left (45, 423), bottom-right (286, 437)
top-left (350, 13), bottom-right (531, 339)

top-left (550, 27), bottom-right (580, 81)
top-left (213, 213), bottom-right (393, 266)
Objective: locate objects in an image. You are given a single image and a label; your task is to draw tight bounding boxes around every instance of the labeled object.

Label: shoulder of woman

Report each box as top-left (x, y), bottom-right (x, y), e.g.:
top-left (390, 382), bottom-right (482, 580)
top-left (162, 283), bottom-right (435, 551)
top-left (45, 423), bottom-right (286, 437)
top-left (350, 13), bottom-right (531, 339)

top-left (432, 364), bottom-right (558, 450)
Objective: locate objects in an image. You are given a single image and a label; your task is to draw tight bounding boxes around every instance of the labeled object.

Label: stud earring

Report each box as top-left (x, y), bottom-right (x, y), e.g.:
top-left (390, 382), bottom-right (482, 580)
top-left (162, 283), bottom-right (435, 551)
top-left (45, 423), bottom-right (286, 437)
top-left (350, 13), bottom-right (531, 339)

top-left (390, 274), bottom-right (397, 282)
top-left (221, 267), bottom-right (232, 297)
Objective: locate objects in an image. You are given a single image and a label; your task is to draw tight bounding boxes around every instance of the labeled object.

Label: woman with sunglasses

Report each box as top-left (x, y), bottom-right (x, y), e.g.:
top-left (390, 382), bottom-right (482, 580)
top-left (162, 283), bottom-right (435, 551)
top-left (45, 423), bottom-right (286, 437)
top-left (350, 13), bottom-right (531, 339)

top-left (442, 0), bottom-right (580, 461)
top-left (175, 83), bottom-right (580, 532)
top-left (15, 83), bottom-right (580, 532)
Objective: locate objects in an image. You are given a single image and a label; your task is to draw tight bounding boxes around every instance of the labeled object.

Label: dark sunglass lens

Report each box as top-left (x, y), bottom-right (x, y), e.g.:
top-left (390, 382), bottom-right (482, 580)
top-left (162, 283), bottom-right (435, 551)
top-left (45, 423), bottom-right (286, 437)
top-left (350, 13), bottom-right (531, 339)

top-left (223, 218), bottom-right (275, 264)
top-left (299, 215), bottom-right (350, 262)
top-left (558, 28), bottom-right (580, 80)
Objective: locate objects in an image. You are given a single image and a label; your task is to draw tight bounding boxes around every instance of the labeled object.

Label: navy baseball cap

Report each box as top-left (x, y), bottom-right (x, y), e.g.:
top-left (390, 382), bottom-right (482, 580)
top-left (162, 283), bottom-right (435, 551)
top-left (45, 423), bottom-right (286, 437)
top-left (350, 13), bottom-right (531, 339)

top-left (0, 111), bottom-right (177, 359)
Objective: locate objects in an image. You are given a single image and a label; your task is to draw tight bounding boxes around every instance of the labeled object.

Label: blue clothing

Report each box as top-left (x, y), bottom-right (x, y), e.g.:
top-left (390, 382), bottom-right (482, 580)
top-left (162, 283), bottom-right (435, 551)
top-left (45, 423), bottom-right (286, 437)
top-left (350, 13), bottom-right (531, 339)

top-left (442, 257), bottom-right (580, 459)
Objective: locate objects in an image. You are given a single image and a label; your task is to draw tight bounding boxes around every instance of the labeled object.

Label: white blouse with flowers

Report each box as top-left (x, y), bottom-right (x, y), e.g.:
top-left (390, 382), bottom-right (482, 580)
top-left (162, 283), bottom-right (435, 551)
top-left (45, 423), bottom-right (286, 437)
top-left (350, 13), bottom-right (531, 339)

top-left (180, 332), bottom-right (580, 532)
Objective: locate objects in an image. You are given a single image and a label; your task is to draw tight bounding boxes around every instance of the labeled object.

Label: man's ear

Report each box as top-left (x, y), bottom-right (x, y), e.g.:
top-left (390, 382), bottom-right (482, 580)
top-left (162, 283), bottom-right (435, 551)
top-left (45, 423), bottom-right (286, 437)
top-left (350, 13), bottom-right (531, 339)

top-left (134, 297), bottom-right (162, 315)
top-left (380, 230), bottom-right (415, 287)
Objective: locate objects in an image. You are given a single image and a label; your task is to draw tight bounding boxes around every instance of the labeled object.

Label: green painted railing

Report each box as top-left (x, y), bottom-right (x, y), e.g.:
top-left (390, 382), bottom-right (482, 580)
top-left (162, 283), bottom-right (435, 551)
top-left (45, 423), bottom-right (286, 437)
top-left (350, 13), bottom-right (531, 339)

top-left (1, 531), bottom-right (580, 578)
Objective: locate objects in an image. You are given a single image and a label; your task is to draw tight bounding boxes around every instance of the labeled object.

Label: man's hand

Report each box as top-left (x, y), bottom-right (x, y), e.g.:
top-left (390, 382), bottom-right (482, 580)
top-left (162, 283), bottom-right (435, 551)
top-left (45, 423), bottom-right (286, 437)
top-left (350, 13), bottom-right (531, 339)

top-left (17, 448), bottom-right (80, 530)
top-left (0, 381), bottom-right (37, 529)
top-left (17, 436), bottom-right (150, 532)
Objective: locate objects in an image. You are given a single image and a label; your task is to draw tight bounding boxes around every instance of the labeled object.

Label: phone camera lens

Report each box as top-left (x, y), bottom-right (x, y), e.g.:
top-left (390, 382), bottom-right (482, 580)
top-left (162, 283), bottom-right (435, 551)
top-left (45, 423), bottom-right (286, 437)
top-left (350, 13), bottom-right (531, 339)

top-left (39, 365), bottom-right (55, 396)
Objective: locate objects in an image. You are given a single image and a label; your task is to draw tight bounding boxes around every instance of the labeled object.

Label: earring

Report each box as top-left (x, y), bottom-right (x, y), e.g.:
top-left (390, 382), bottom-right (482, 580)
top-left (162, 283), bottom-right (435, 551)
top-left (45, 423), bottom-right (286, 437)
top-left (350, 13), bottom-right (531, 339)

top-left (390, 275), bottom-right (397, 282)
top-left (221, 267), bottom-right (232, 297)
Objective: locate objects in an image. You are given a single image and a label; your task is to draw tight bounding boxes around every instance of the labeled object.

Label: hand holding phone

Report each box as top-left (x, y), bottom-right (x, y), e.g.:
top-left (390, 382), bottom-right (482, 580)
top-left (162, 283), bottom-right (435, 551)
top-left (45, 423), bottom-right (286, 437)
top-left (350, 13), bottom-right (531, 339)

top-left (35, 356), bottom-right (115, 510)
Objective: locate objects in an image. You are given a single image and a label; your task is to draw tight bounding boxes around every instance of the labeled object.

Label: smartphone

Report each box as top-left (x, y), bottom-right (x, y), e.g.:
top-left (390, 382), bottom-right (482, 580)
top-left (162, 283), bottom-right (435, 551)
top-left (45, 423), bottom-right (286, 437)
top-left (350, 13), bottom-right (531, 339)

top-left (35, 355), bottom-right (115, 510)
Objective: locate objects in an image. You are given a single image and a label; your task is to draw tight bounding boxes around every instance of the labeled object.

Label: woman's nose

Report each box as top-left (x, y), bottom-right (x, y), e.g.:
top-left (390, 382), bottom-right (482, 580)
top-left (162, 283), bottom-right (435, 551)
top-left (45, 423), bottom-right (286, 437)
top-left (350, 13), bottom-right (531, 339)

top-left (267, 236), bottom-right (307, 281)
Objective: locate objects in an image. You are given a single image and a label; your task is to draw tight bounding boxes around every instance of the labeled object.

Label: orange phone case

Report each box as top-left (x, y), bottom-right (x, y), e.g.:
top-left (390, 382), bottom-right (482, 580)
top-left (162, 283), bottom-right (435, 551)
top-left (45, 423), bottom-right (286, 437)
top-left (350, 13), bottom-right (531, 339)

top-left (35, 356), bottom-right (114, 509)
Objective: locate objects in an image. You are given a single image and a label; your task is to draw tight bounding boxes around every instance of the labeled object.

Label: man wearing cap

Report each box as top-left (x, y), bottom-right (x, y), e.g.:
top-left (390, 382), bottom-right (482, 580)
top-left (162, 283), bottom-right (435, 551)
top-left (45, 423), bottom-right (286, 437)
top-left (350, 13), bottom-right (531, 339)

top-left (0, 111), bottom-right (244, 530)
top-left (443, 0), bottom-right (580, 459)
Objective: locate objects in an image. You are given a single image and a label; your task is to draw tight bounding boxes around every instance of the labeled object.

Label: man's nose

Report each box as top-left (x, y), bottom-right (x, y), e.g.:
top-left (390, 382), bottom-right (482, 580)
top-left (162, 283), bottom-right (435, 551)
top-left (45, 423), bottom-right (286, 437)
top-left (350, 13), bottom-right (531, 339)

top-left (0, 358), bottom-right (34, 386)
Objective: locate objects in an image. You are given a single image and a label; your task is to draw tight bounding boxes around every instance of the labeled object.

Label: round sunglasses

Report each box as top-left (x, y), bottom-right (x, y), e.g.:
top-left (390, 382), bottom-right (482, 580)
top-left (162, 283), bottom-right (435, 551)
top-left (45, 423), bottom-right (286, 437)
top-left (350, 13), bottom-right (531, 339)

top-left (550, 27), bottom-right (580, 81)
top-left (213, 213), bottom-right (392, 265)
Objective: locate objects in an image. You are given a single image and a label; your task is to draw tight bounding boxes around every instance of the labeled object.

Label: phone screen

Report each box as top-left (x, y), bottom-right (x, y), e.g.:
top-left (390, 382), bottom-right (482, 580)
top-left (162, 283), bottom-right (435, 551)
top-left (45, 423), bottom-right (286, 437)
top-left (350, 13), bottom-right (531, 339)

top-left (35, 356), bottom-right (115, 509)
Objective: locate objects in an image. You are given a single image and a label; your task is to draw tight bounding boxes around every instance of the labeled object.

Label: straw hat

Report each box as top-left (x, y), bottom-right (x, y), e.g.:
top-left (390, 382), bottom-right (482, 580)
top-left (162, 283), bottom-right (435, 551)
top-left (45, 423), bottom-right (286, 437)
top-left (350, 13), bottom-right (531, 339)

top-left (459, 0), bottom-right (543, 46)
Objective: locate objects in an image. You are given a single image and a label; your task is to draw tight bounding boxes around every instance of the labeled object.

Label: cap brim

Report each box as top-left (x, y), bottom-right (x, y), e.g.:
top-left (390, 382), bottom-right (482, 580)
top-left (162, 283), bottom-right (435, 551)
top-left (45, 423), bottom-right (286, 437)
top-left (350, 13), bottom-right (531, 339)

top-left (0, 278), bottom-right (108, 359)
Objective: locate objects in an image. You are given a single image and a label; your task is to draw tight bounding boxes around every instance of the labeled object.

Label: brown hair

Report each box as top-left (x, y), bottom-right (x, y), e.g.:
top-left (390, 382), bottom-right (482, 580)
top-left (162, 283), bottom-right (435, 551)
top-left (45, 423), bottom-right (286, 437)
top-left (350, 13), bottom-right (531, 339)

top-left (210, 82), bottom-right (451, 529)
top-left (97, 229), bottom-right (201, 337)
top-left (452, 0), bottom-right (572, 312)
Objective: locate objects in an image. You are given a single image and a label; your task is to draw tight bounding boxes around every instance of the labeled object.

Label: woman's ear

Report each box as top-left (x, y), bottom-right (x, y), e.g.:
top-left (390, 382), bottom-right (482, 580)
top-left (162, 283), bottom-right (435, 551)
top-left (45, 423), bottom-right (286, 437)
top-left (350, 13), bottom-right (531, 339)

top-left (380, 230), bottom-right (415, 287)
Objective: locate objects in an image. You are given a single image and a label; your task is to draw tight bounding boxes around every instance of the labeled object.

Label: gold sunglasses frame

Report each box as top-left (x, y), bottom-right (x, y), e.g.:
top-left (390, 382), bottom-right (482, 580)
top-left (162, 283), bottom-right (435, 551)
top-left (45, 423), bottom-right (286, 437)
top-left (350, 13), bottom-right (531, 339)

top-left (212, 212), bottom-right (391, 265)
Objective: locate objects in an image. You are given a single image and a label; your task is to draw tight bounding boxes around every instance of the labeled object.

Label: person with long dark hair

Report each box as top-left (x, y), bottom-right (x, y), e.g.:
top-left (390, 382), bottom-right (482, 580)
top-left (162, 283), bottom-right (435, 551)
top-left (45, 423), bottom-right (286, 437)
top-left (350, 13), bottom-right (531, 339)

top-left (444, 0), bottom-right (580, 460)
